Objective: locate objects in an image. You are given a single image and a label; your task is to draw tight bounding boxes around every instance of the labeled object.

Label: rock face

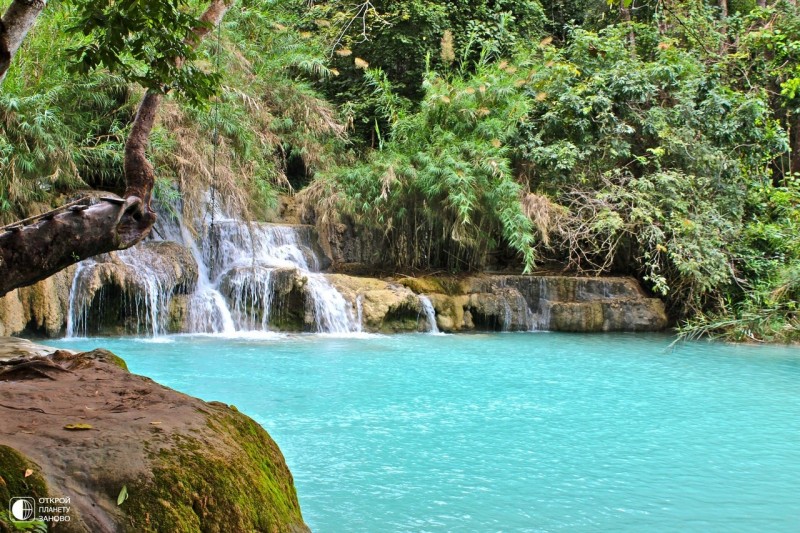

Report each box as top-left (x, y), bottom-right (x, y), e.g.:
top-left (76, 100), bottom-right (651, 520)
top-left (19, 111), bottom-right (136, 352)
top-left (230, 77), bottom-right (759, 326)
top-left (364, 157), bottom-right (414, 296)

top-left (0, 339), bottom-right (308, 533)
top-left (398, 275), bottom-right (668, 333)
top-left (66, 241), bottom-right (198, 336)
top-left (314, 216), bottom-right (382, 269)
top-left (0, 266), bottom-right (75, 337)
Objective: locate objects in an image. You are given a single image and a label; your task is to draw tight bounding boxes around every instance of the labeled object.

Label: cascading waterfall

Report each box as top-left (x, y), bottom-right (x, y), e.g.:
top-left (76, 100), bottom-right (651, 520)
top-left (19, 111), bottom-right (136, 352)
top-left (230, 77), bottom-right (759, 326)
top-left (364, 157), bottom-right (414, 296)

top-left (66, 245), bottom-right (183, 337)
top-left (418, 295), bottom-right (439, 334)
top-left (503, 288), bottom-right (535, 332)
top-left (65, 259), bottom-right (92, 338)
top-left (205, 220), bottom-right (358, 333)
top-left (116, 248), bottom-right (175, 336)
top-left (227, 266), bottom-right (274, 331)
top-left (305, 275), bottom-right (357, 334)
top-left (180, 222), bottom-right (236, 334)
top-left (65, 206), bottom-right (359, 336)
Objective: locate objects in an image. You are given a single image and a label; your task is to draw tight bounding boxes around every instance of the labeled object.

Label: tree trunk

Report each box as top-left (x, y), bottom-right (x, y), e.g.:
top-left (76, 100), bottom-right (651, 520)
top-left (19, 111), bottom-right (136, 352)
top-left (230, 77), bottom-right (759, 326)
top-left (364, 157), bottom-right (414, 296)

top-left (124, 91), bottom-right (162, 207)
top-left (0, 0), bottom-right (47, 85)
top-left (619, 0), bottom-right (635, 52)
top-left (0, 0), bottom-right (234, 297)
top-left (791, 112), bottom-right (800, 177)
top-left (0, 198), bottom-right (155, 295)
top-left (719, 0), bottom-right (728, 19)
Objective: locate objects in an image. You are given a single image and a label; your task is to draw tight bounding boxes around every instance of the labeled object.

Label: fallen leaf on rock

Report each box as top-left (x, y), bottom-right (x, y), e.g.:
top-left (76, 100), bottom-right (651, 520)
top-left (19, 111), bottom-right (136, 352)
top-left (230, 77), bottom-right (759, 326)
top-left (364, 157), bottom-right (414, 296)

top-left (117, 485), bottom-right (128, 505)
top-left (64, 423), bottom-right (93, 430)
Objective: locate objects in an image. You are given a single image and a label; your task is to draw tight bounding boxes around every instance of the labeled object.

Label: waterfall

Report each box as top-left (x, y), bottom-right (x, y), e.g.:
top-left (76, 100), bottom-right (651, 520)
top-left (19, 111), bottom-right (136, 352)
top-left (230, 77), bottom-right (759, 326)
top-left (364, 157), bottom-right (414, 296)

top-left (116, 248), bottom-right (175, 336)
top-left (355, 294), bottom-right (364, 333)
top-left (65, 259), bottom-right (92, 338)
top-left (305, 275), bottom-right (357, 334)
top-left (532, 278), bottom-right (552, 331)
top-left (503, 288), bottom-right (535, 332)
top-left (65, 244), bottom-right (184, 338)
top-left (180, 222), bottom-right (236, 334)
top-left (418, 295), bottom-right (439, 334)
top-left (65, 204), bottom-right (358, 336)
top-left (203, 220), bottom-right (357, 333)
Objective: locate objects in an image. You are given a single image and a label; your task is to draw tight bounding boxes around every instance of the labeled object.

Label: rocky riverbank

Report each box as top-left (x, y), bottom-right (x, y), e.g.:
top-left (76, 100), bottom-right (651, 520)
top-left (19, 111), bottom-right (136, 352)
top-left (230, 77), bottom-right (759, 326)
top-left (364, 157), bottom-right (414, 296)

top-left (0, 338), bottom-right (308, 533)
top-left (0, 221), bottom-right (667, 337)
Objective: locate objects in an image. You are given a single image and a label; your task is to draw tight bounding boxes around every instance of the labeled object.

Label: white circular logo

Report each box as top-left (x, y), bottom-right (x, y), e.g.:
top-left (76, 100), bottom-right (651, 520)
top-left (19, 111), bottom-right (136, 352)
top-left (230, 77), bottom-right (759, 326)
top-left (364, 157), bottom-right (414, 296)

top-left (10, 498), bottom-right (35, 521)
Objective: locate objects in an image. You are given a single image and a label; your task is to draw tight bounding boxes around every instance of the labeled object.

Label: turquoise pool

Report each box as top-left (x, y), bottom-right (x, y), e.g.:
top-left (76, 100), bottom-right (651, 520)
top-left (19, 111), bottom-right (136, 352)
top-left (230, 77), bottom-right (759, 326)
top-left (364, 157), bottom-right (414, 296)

top-left (47, 332), bottom-right (800, 532)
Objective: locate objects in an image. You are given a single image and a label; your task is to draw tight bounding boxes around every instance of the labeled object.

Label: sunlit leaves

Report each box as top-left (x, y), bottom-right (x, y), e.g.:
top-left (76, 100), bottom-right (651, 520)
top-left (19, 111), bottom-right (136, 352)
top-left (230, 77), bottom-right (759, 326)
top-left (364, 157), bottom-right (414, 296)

top-left (66, 0), bottom-right (220, 104)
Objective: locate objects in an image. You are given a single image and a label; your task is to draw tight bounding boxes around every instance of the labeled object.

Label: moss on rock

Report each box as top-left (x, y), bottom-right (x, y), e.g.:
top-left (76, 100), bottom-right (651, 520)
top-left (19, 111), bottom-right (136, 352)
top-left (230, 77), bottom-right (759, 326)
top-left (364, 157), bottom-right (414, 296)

top-left (122, 407), bottom-right (307, 533)
top-left (400, 277), bottom-right (465, 296)
top-left (0, 446), bottom-right (49, 508)
top-left (0, 341), bottom-right (309, 533)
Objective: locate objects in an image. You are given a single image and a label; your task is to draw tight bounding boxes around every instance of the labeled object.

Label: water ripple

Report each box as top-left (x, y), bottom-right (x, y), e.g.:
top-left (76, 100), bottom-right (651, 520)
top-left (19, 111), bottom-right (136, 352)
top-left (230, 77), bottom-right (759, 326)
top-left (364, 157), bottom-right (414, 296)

top-left (45, 332), bottom-right (800, 533)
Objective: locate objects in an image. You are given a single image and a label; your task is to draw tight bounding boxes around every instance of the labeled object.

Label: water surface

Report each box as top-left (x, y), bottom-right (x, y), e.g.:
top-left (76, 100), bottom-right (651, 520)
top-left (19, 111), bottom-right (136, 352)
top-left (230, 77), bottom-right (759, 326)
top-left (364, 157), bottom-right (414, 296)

top-left (47, 333), bottom-right (800, 532)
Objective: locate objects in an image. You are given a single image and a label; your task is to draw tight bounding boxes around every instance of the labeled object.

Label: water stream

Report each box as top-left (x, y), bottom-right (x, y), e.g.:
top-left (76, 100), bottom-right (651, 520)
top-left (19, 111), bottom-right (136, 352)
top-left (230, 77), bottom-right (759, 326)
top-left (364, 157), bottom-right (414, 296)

top-left (66, 215), bottom-right (360, 336)
top-left (418, 295), bottom-right (440, 334)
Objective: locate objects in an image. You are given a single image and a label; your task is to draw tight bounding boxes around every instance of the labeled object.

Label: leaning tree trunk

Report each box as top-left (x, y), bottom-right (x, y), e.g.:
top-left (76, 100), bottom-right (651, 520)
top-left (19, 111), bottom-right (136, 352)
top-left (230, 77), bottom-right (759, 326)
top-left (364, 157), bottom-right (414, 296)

top-left (0, 0), bottom-right (233, 297)
top-left (0, 0), bottom-right (47, 85)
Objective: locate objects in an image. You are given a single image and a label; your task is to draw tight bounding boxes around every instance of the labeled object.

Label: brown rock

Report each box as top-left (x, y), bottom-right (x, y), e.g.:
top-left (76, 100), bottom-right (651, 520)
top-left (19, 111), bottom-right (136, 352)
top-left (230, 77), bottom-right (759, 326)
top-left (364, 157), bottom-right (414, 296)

top-left (0, 338), bottom-right (308, 533)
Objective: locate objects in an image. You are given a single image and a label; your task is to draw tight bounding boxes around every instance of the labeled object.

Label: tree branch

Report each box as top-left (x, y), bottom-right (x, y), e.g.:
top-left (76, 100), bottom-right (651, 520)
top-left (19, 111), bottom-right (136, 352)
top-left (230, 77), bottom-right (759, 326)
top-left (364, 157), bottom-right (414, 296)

top-left (0, 0), bottom-right (47, 85)
top-left (0, 0), bottom-right (234, 297)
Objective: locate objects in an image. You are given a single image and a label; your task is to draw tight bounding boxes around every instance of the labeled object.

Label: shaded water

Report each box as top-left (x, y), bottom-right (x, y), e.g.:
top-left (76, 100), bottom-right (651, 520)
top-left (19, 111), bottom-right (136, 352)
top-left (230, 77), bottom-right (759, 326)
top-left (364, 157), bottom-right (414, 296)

top-left (47, 333), bottom-right (800, 532)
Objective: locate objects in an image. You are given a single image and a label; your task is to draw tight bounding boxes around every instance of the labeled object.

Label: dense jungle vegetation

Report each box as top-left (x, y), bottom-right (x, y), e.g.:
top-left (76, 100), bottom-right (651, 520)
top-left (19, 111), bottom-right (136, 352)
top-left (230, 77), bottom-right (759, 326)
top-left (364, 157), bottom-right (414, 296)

top-left (1, 0), bottom-right (798, 342)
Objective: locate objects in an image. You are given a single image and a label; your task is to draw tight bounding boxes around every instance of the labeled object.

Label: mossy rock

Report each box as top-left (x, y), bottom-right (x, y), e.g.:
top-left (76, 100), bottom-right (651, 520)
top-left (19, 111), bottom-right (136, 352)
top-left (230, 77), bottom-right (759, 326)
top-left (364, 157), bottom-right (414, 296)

top-left (0, 342), bottom-right (309, 533)
top-left (121, 406), bottom-right (307, 533)
top-left (400, 277), bottom-right (464, 296)
top-left (0, 446), bottom-right (49, 532)
top-left (53, 348), bottom-right (128, 371)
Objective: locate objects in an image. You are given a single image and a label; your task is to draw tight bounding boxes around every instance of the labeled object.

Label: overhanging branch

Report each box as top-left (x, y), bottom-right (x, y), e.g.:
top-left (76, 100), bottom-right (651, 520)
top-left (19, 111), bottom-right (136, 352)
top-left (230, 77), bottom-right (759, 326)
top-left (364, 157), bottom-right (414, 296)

top-left (0, 0), bottom-right (235, 297)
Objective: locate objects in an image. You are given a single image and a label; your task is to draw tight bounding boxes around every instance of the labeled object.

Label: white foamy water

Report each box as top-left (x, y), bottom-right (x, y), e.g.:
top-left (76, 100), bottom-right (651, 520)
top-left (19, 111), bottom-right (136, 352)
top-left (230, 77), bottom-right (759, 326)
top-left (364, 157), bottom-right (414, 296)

top-left (418, 295), bottom-right (439, 334)
top-left (66, 210), bottom-right (359, 336)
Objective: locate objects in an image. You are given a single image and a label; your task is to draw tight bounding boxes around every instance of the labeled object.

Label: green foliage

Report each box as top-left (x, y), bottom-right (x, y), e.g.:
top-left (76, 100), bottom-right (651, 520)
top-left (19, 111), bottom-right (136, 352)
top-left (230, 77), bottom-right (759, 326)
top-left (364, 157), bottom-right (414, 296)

top-left (67, 0), bottom-right (220, 104)
top-left (680, 176), bottom-right (800, 342)
top-left (0, 89), bottom-right (78, 221)
top-left (324, 55), bottom-right (537, 271)
top-left (0, 0), bottom-right (347, 226)
top-left (514, 23), bottom-right (785, 318)
top-left (299, 0), bottom-right (545, 144)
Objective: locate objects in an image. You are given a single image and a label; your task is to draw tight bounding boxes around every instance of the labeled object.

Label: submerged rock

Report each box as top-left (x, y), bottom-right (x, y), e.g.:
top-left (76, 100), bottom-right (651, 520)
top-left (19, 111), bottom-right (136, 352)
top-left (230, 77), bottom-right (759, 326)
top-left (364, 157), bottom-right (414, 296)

top-left (0, 338), bottom-right (309, 533)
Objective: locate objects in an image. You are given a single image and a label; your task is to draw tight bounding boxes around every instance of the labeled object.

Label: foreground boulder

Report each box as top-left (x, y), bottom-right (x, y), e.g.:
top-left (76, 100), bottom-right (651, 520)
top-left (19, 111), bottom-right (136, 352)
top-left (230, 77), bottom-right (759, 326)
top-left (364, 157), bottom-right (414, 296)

top-left (0, 338), bottom-right (308, 533)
